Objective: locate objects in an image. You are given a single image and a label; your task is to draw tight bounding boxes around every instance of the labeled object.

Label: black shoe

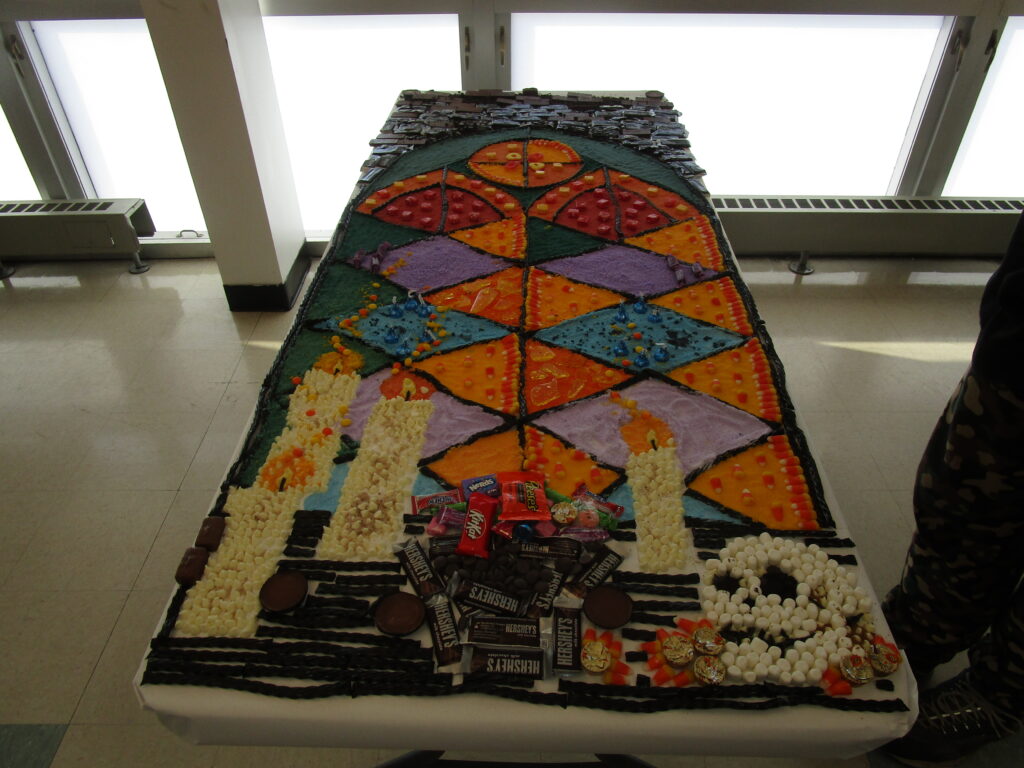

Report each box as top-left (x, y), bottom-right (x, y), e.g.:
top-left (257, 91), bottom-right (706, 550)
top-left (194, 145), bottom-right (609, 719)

top-left (881, 669), bottom-right (1021, 766)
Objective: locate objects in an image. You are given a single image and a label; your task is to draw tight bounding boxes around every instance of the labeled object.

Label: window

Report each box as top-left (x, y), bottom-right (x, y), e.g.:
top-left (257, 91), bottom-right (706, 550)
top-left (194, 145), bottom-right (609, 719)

top-left (263, 14), bottom-right (462, 232)
top-left (0, 107), bottom-right (39, 200)
top-left (943, 17), bottom-right (1024, 198)
top-left (32, 19), bottom-right (205, 231)
top-left (512, 13), bottom-right (943, 196)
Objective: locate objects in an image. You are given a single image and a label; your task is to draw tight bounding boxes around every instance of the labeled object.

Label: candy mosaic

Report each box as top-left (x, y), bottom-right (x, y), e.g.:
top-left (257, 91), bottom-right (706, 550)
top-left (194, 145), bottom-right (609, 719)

top-left (140, 90), bottom-right (907, 717)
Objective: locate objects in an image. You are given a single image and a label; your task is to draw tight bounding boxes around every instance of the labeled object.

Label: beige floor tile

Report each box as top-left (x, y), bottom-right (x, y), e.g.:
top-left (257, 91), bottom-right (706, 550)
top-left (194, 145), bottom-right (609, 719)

top-left (135, 490), bottom-right (218, 591)
top-left (855, 410), bottom-right (944, 492)
top-left (4, 490), bottom-right (174, 592)
top-left (0, 259), bottom-right (123, 304)
top-left (795, 411), bottom-right (888, 494)
top-left (50, 723), bottom-right (217, 768)
top-left (67, 410), bottom-right (211, 491)
top-left (179, 384), bottom-right (260, 491)
top-left (0, 590), bottom-right (127, 723)
top-left (0, 492), bottom-right (58, 587)
top-left (73, 589), bottom-right (171, 725)
top-left (214, 744), bottom-right (385, 767)
top-left (232, 343), bottom-right (282, 383)
top-left (837, 490), bottom-right (913, 592)
top-left (705, 757), bottom-right (867, 768)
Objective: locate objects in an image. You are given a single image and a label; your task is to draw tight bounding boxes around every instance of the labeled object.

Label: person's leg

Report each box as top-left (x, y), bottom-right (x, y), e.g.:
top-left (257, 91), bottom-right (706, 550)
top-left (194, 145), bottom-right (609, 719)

top-left (884, 372), bottom-right (1024, 677)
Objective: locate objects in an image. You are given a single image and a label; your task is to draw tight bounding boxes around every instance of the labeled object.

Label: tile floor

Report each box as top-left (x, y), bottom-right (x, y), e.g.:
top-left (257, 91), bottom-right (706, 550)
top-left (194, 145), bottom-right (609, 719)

top-left (1, 255), bottom-right (1021, 768)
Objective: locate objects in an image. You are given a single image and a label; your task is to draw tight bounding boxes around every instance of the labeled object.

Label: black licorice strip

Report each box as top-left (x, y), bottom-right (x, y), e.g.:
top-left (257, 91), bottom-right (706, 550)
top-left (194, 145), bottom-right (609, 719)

top-left (304, 595), bottom-right (371, 610)
top-left (697, 551), bottom-right (717, 560)
top-left (404, 524), bottom-right (425, 535)
top-left (610, 530), bottom-right (637, 541)
top-left (279, 559), bottom-right (401, 572)
top-left (287, 536), bottom-right (321, 548)
top-left (279, 569), bottom-right (338, 582)
top-left (832, 554), bottom-right (858, 565)
top-left (150, 636), bottom-right (272, 651)
top-left (157, 586), bottom-right (188, 638)
top-left (559, 679), bottom-right (822, 701)
top-left (142, 670), bottom-right (354, 699)
top-left (404, 514), bottom-right (433, 523)
top-left (149, 659), bottom-right (435, 681)
top-left (285, 545), bottom-right (316, 558)
top-left (621, 627), bottom-right (657, 641)
top-left (333, 573), bottom-right (406, 585)
top-left (616, 583), bottom-right (699, 598)
top-left (632, 600), bottom-right (700, 612)
top-left (316, 583), bottom-right (399, 597)
top-left (294, 509), bottom-right (332, 521)
top-left (148, 650), bottom-right (433, 673)
top-left (616, 519), bottom-right (636, 530)
top-left (613, 571), bottom-right (700, 585)
top-left (255, 626), bottom-right (421, 649)
top-left (273, 640), bottom-right (432, 661)
top-left (624, 651), bottom-right (647, 662)
top-left (629, 612), bottom-right (679, 627)
top-left (258, 611), bottom-right (372, 629)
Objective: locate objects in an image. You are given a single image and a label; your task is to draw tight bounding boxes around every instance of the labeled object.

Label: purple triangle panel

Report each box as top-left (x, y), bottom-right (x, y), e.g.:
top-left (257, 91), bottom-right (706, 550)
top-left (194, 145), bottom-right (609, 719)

top-left (532, 378), bottom-right (771, 473)
top-left (541, 245), bottom-right (713, 296)
top-left (344, 370), bottom-right (505, 458)
top-left (380, 236), bottom-right (506, 293)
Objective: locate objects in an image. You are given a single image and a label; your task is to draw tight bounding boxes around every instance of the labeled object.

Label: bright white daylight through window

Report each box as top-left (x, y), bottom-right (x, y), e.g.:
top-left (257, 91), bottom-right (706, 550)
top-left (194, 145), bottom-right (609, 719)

top-left (512, 13), bottom-right (943, 196)
top-left (944, 17), bottom-right (1024, 198)
top-left (33, 19), bottom-right (205, 232)
top-left (263, 15), bottom-right (462, 232)
top-left (0, 107), bottom-right (39, 200)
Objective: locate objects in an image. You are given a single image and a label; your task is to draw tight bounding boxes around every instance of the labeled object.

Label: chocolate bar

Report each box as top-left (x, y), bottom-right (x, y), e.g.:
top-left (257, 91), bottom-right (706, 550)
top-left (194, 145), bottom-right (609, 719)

top-left (424, 595), bottom-right (462, 666)
top-left (516, 537), bottom-right (582, 561)
top-left (454, 579), bottom-right (526, 616)
top-left (468, 646), bottom-right (544, 679)
top-left (552, 605), bottom-right (582, 672)
top-left (467, 616), bottom-right (541, 648)
top-left (567, 545), bottom-right (623, 597)
top-left (396, 539), bottom-right (443, 598)
top-left (526, 569), bottom-right (567, 619)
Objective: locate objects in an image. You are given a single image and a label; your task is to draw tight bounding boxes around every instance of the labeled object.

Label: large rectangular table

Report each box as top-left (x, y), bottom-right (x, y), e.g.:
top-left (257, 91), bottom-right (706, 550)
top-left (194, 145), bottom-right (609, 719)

top-left (136, 90), bottom-right (917, 758)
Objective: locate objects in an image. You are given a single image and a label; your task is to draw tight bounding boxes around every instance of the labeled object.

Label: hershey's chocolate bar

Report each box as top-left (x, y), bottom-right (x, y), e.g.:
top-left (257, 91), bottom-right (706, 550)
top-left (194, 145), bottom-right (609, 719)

top-left (552, 606), bottom-right (582, 672)
top-left (454, 579), bottom-right (525, 616)
top-left (468, 646), bottom-right (544, 679)
top-left (517, 537), bottom-right (582, 560)
top-left (425, 595), bottom-right (462, 666)
top-left (428, 536), bottom-right (461, 558)
top-left (526, 569), bottom-right (567, 619)
top-left (396, 539), bottom-right (443, 598)
top-left (567, 545), bottom-right (623, 597)
top-left (467, 616), bottom-right (541, 647)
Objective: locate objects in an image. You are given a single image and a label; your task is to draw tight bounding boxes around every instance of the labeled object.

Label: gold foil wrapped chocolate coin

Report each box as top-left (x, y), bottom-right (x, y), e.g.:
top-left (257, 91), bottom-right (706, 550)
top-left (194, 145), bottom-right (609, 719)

top-left (692, 626), bottom-right (725, 656)
top-left (869, 643), bottom-right (901, 675)
top-left (661, 635), bottom-right (695, 667)
top-left (581, 640), bottom-right (612, 673)
top-left (839, 653), bottom-right (875, 686)
top-left (551, 502), bottom-right (578, 526)
top-left (693, 654), bottom-right (727, 685)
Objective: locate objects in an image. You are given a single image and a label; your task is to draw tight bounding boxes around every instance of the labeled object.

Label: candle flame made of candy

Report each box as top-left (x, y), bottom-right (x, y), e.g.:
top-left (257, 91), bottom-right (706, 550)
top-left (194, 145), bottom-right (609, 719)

top-left (619, 410), bottom-right (675, 455)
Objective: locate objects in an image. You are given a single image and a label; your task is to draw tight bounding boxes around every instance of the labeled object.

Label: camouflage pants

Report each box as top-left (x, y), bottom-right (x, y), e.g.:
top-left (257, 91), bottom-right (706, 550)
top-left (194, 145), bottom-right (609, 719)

top-left (885, 369), bottom-right (1024, 709)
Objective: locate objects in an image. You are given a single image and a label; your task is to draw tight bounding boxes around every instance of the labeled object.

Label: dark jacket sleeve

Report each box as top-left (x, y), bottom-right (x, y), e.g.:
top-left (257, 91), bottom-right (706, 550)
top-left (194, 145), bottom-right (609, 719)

top-left (973, 210), bottom-right (1024, 398)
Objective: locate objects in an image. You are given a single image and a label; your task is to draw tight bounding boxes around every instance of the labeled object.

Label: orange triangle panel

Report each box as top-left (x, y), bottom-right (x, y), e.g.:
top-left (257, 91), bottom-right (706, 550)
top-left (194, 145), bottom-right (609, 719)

top-left (523, 340), bottom-right (631, 414)
top-left (688, 435), bottom-right (820, 531)
top-left (357, 170), bottom-right (445, 215)
top-left (528, 171), bottom-right (606, 222)
top-left (625, 216), bottom-right (724, 272)
top-left (525, 268), bottom-right (624, 331)
top-left (412, 335), bottom-right (521, 415)
top-left (449, 217), bottom-right (526, 261)
top-left (667, 339), bottom-right (781, 422)
top-left (427, 429), bottom-right (524, 487)
top-left (523, 426), bottom-right (619, 496)
top-left (425, 268), bottom-right (524, 328)
top-left (651, 276), bottom-right (754, 335)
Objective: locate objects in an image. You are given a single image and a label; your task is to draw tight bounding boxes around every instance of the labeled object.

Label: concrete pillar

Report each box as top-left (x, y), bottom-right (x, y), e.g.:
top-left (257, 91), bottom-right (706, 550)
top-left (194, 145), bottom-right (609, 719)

top-left (141, 0), bottom-right (307, 311)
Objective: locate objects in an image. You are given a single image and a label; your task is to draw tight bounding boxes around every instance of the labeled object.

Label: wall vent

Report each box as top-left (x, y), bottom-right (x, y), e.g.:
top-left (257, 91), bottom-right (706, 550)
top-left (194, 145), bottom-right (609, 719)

top-left (0, 198), bottom-right (156, 261)
top-left (711, 196), bottom-right (1023, 256)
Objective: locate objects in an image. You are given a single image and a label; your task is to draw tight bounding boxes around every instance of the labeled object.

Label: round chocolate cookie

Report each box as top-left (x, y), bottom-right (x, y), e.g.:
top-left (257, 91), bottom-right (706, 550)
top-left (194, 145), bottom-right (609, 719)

top-left (583, 585), bottom-right (633, 629)
top-left (373, 591), bottom-right (426, 636)
top-left (259, 570), bottom-right (307, 613)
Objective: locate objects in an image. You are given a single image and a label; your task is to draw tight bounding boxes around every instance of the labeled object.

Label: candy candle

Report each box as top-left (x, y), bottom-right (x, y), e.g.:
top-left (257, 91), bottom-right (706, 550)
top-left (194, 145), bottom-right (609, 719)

top-left (318, 371), bottom-right (435, 560)
top-left (620, 409), bottom-right (692, 572)
top-left (175, 364), bottom-right (361, 636)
